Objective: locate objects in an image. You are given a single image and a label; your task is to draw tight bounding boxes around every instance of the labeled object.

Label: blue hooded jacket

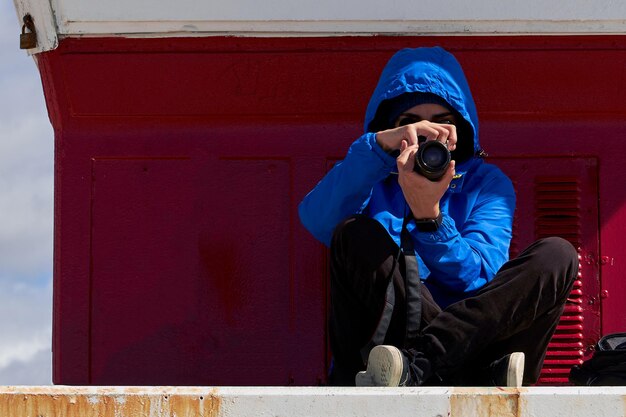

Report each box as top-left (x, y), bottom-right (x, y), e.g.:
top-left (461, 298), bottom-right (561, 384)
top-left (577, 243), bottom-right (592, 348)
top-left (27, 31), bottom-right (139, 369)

top-left (298, 47), bottom-right (516, 307)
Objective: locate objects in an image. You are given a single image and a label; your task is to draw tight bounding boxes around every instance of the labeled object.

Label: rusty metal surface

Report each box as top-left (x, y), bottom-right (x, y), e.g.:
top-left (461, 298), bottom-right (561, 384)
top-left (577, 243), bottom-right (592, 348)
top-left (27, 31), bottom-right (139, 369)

top-left (0, 386), bottom-right (220, 417)
top-left (450, 388), bottom-right (521, 417)
top-left (2, 386), bottom-right (626, 417)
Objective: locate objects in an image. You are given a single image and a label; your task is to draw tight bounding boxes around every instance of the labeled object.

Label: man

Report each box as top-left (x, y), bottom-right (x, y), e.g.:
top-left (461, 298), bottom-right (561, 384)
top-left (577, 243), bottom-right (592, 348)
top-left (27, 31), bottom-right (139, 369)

top-left (298, 47), bottom-right (578, 387)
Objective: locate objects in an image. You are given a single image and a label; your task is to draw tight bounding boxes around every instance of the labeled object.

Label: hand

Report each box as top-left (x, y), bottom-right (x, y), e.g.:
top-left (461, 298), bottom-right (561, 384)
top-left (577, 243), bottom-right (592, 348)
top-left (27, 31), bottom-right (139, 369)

top-left (396, 140), bottom-right (456, 219)
top-left (375, 120), bottom-right (458, 153)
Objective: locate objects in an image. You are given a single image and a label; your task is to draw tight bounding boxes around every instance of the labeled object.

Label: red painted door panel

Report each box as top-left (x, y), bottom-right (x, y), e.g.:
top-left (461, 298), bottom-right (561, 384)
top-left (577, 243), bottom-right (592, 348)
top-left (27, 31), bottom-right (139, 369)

top-left (86, 155), bottom-right (326, 385)
top-left (41, 36), bottom-right (625, 385)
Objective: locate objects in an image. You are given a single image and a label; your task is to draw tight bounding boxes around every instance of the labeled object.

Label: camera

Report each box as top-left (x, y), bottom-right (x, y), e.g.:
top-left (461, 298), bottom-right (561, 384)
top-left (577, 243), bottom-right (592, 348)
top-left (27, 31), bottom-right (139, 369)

top-left (414, 136), bottom-right (451, 181)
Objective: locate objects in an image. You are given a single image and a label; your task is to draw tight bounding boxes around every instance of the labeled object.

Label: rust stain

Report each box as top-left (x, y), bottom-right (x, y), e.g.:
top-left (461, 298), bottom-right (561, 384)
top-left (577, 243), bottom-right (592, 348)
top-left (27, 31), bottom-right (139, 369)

top-left (450, 388), bottom-right (522, 417)
top-left (0, 389), bottom-right (221, 417)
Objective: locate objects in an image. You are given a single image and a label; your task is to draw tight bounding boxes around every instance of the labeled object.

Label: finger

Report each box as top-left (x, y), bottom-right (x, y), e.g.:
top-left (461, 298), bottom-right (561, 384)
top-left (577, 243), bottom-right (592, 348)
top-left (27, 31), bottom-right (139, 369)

top-left (415, 124), bottom-right (440, 142)
top-left (446, 125), bottom-right (458, 150)
top-left (404, 147), bottom-right (417, 172)
top-left (433, 125), bottom-right (450, 143)
top-left (397, 144), bottom-right (418, 172)
top-left (404, 128), bottom-right (419, 146)
top-left (396, 143), bottom-right (416, 166)
top-left (435, 124), bottom-right (456, 151)
top-left (400, 139), bottom-right (408, 152)
top-left (442, 160), bottom-right (456, 184)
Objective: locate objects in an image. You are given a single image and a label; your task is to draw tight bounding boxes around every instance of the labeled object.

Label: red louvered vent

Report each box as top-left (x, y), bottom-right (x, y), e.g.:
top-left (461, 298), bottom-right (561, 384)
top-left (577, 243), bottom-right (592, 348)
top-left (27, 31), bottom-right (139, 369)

top-left (534, 177), bottom-right (584, 385)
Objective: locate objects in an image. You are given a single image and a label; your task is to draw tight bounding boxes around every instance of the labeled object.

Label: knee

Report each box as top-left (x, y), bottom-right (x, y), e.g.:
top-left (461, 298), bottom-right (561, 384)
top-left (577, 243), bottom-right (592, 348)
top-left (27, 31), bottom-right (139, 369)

top-left (530, 237), bottom-right (579, 284)
top-left (331, 215), bottom-right (397, 263)
top-left (332, 215), bottom-right (371, 240)
top-left (332, 215), bottom-right (387, 249)
top-left (536, 236), bottom-right (578, 265)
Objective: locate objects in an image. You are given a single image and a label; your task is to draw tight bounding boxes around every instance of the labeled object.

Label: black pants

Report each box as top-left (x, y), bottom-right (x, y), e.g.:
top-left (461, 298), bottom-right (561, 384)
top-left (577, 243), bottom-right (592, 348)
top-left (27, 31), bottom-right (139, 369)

top-left (328, 215), bottom-right (578, 386)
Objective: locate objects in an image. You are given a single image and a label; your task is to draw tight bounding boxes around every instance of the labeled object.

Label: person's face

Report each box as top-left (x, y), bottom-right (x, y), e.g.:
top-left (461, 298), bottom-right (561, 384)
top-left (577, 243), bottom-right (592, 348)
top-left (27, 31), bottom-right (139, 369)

top-left (393, 103), bottom-right (458, 128)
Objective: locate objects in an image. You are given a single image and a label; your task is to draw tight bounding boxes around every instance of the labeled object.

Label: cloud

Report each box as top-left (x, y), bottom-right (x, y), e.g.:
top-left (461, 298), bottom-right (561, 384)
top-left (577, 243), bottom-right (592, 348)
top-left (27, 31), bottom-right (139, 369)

top-left (0, 281), bottom-right (52, 385)
top-left (0, 349), bottom-right (52, 386)
top-left (0, 116), bottom-right (52, 283)
top-left (0, 1), bottom-right (54, 385)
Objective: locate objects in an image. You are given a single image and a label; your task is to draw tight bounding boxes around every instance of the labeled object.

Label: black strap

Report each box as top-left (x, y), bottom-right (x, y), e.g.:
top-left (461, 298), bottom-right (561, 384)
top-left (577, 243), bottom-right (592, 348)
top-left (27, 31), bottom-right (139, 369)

top-left (360, 272), bottom-right (396, 363)
top-left (401, 222), bottom-right (422, 344)
top-left (360, 217), bottom-right (422, 363)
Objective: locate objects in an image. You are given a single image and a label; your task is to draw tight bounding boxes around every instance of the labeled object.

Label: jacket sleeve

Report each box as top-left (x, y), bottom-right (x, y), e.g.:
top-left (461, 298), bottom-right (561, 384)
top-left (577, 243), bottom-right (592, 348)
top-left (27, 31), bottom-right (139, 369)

top-left (298, 132), bottom-right (396, 246)
top-left (411, 168), bottom-right (515, 293)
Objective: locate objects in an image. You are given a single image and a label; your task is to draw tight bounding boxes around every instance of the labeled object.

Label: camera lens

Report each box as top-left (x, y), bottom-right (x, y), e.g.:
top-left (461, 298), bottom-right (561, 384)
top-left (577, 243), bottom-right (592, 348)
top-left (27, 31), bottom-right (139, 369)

top-left (422, 145), bottom-right (448, 167)
top-left (414, 141), bottom-right (451, 181)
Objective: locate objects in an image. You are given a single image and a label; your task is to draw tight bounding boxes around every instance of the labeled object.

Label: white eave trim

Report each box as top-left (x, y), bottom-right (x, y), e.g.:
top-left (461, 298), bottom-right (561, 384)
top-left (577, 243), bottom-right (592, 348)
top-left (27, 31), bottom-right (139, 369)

top-left (59, 19), bottom-right (626, 37)
top-left (12, 0), bottom-right (626, 55)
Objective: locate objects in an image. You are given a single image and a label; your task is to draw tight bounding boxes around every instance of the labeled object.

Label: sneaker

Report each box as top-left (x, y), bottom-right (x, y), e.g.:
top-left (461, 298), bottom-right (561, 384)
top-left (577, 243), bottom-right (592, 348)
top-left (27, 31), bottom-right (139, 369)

top-left (355, 345), bottom-right (409, 386)
top-left (489, 352), bottom-right (525, 387)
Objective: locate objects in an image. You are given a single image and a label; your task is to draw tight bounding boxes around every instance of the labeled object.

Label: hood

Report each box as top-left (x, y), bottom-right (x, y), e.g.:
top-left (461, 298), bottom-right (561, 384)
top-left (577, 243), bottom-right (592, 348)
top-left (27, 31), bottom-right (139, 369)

top-left (364, 47), bottom-right (481, 158)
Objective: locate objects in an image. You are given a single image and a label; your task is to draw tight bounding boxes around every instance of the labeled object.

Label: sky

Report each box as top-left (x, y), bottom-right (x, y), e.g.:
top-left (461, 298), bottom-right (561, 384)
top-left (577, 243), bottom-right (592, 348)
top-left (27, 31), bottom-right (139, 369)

top-left (0, 0), bottom-right (54, 385)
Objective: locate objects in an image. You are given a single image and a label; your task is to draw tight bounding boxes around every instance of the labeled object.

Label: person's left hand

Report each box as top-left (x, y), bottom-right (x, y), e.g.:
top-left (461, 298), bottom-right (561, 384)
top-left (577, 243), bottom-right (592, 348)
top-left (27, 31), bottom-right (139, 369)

top-left (396, 140), bottom-right (455, 219)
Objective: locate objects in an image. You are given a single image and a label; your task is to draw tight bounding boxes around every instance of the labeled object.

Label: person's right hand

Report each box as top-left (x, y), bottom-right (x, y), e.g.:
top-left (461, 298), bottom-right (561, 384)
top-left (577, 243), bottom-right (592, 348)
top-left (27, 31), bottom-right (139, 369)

top-left (375, 120), bottom-right (457, 154)
top-left (396, 140), bottom-right (455, 219)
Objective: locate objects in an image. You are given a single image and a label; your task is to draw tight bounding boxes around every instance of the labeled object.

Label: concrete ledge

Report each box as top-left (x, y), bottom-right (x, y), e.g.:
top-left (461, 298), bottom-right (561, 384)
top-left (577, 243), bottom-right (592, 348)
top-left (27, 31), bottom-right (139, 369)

top-left (1, 386), bottom-right (626, 416)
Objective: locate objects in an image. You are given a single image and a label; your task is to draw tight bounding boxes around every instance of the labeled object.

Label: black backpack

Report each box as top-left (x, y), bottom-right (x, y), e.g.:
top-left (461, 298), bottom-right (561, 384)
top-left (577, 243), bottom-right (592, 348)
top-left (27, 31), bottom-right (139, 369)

top-left (569, 333), bottom-right (626, 385)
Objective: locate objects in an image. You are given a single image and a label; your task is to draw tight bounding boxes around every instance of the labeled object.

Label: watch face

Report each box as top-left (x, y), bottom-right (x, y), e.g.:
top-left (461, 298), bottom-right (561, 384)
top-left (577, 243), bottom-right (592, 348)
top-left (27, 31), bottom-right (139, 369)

top-left (415, 213), bottom-right (442, 232)
top-left (415, 219), bottom-right (439, 232)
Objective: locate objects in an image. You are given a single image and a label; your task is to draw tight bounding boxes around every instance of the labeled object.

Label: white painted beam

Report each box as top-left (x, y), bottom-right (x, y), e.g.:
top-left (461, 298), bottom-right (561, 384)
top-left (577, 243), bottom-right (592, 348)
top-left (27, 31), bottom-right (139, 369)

top-left (12, 0), bottom-right (626, 53)
top-left (1, 386), bottom-right (626, 417)
top-left (49, 0), bottom-right (626, 36)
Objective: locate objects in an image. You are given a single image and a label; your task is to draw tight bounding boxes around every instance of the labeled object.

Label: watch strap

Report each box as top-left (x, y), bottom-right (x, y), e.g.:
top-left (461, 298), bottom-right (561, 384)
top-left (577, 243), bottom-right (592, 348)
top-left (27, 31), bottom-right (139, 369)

top-left (414, 211), bottom-right (443, 232)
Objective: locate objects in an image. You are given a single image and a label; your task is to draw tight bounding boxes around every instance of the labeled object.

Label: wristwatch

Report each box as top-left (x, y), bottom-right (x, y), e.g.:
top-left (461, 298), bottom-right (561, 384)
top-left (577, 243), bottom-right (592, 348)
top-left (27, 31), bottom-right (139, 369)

top-left (414, 212), bottom-right (443, 232)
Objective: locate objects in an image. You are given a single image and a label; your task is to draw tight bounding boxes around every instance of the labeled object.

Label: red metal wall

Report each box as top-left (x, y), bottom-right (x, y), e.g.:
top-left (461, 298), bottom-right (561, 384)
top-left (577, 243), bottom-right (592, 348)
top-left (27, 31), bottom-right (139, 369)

top-left (38, 36), bottom-right (626, 385)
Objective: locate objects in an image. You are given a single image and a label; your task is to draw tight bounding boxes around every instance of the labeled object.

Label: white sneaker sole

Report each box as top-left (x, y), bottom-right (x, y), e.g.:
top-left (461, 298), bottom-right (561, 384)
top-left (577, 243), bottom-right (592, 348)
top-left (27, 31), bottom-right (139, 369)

top-left (507, 352), bottom-right (525, 387)
top-left (355, 345), bottom-right (404, 387)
